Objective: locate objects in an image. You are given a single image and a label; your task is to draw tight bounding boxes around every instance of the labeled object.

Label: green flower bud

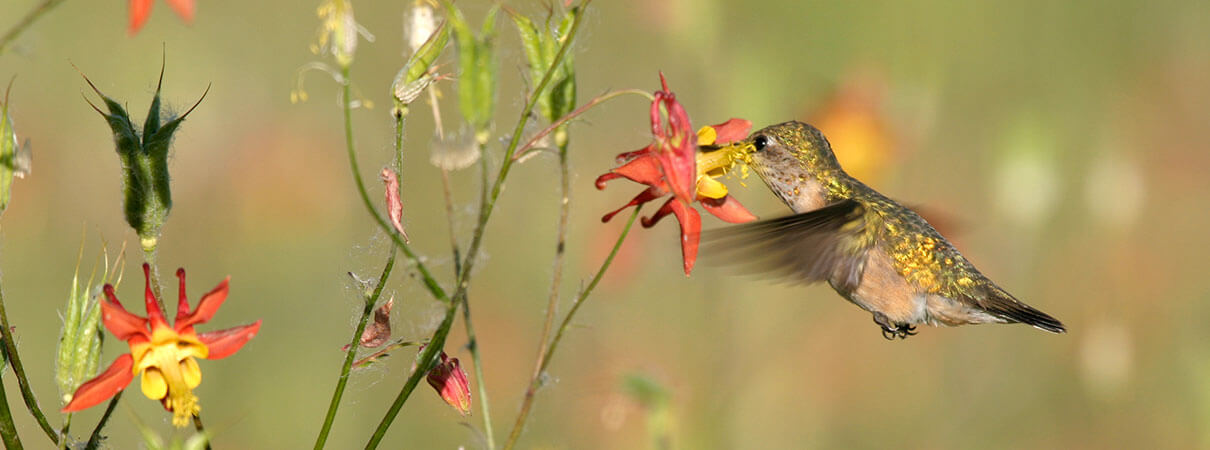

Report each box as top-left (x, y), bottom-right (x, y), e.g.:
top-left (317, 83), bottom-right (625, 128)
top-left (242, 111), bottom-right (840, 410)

top-left (447, 2), bottom-right (498, 140)
top-left (509, 8), bottom-right (578, 147)
top-left (56, 241), bottom-right (123, 402)
top-left (81, 68), bottom-right (207, 244)
top-left (391, 21), bottom-right (450, 109)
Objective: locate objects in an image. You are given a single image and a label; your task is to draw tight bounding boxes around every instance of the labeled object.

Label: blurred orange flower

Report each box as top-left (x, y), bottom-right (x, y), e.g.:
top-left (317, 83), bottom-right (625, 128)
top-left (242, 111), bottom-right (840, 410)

top-left (62, 263), bottom-right (261, 427)
top-left (128, 0), bottom-right (195, 35)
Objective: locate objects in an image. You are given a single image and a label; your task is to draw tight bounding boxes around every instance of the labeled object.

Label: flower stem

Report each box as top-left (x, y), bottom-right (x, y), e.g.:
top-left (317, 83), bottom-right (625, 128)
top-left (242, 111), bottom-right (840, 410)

top-left (503, 206), bottom-right (641, 450)
top-left (0, 278), bottom-right (59, 444)
top-left (0, 375), bottom-right (24, 449)
top-left (511, 89), bottom-right (655, 162)
top-left (313, 239), bottom-right (397, 450)
top-left (364, 4), bottom-right (589, 447)
top-left (336, 64), bottom-right (448, 303)
top-left (460, 286), bottom-right (494, 450)
top-left (192, 413), bottom-right (212, 450)
top-left (83, 391), bottom-right (120, 450)
top-left (57, 415), bottom-right (69, 450)
top-left (142, 242), bottom-right (167, 312)
top-left (0, 0), bottom-right (67, 55)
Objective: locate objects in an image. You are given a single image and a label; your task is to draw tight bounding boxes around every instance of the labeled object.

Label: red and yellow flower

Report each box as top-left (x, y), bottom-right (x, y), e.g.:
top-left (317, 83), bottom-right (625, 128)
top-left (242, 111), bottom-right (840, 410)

top-left (62, 263), bottom-right (261, 427)
top-left (129, 0), bottom-right (195, 35)
top-left (595, 74), bottom-right (756, 275)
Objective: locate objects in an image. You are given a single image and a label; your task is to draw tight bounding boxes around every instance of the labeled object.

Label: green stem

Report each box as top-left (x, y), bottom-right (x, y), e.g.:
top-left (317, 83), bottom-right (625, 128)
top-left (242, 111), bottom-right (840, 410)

top-left (503, 206), bottom-right (641, 450)
top-left (337, 64), bottom-right (448, 304)
top-left (460, 287), bottom-right (494, 450)
top-left (313, 247), bottom-right (398, 450)
top-left (192, 413), bottom-right (212, 450)
top-left (0, 0), bottom-right (67, 56)
top-left (0, 279), bottom-right (59, 444)
top-left (56, 414), bottom-right (69, 450)
top-left (365, 4), bottom-right (589, 447)
top-left (83, 391), bottom-right (120, 450)
top-left (0, 375), bottom-right (24, 449)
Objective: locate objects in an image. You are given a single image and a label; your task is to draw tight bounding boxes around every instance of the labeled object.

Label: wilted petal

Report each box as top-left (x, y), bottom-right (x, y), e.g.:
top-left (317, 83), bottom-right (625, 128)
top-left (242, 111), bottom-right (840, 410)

top-left (380, 168), bottom-right (410, 242)
top-left (343, 297), bottom-right (393, 351)
top-left (198, 321), bottom-right (261, 360)
top-left (62, 353), bottom-right (134, 412)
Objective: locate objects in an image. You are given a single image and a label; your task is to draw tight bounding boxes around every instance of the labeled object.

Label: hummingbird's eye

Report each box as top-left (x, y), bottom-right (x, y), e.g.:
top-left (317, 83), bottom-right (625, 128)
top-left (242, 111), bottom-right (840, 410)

top-left (752, 135), bottom-right (769, 151)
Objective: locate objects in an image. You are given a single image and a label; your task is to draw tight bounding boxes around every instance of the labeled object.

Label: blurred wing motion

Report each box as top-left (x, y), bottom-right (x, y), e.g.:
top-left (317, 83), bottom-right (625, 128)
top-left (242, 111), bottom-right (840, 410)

top-left (703, 200), bottom-right (871, 292)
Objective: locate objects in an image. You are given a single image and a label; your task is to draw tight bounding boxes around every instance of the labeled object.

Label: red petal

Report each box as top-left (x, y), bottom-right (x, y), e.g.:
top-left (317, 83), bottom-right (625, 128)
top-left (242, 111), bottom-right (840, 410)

top-left (640, 197), bottom-right (675, 228)
top-left (61, 354), bottom-right (134, 412)
top-left (668, 200), bottom-right (702, 276)
top-left (174, 268), bottom-right (191, 322)
top-left (100, 285), bottom-right (148, 341)
top-left (177, 277), bottom-right (229, 330)
top-left (651, 87), bottom-right (696, 204)
top-left (166, 0), bottom-right (195, 22)
top-left (141, 263), bottom-right (169, 329)
top-left (128, 0), bottom-right (153, 35)
top-left (602, 187), bottom-right (664, 223)
top-left (199, 320), bottom-right (261, 360)
top-left (606, 153), bottom-right (665, 187)
top-left (700, 195), bottom-right (758, 223)
top-left (708, 118), bottom-right (753, 145)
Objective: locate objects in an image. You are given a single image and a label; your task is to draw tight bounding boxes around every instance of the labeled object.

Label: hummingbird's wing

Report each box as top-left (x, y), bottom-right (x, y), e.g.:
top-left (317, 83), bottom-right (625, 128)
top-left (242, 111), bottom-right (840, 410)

top-left (702, 199), bottom-right (871, 291)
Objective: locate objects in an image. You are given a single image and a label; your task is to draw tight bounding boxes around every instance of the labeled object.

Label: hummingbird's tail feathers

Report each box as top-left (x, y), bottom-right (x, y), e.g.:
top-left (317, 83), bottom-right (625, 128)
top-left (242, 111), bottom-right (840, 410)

top-left (977, 286), bottom-right (1066, 333)
top-left (701, 200), bottom-right (871, 292)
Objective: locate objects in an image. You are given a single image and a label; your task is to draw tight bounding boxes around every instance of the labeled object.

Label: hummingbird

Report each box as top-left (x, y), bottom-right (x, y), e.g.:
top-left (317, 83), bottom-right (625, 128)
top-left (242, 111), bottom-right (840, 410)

top-left (703, 121), bottom-right (1065, 339)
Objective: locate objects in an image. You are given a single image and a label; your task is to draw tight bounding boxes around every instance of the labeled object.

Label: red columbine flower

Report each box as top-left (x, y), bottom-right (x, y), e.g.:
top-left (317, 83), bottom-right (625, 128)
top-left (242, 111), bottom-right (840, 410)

top-left (129, 0), bottom-right (195, 35)
top-left (426, 351), bottom-right (471, 416)
top-left (595, 74), bottom-right (756, 275)
top-left (62, 263), bottom-right (261, 427)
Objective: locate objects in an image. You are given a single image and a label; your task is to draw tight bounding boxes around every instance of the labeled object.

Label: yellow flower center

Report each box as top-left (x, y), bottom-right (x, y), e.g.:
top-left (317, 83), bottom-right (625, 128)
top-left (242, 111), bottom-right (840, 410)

top-left (695, 126), bottom-right (754, 199)
top-left (131, 326), bottom-right (210, 427)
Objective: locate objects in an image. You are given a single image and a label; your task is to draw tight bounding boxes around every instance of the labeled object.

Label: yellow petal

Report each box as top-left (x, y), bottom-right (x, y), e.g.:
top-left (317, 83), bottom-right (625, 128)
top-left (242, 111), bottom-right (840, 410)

top-left (181, 357), bottom-right (202, 389)
top-left (696, 126), bottom-right (717, 146)
top-left (141, 367), bottom-right (168, 400)
top-left (697, 177), bottom-right (729, 199)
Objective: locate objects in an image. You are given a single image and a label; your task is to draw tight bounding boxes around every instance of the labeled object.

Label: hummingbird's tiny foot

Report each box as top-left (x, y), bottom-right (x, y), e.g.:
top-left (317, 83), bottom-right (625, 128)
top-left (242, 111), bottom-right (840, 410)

top-left (873, 313), bottom-right (915, 340)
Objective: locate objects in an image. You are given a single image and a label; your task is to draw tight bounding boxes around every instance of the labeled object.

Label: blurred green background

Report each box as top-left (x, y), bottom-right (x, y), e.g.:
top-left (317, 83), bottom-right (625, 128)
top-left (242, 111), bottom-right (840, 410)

top-left (2, 0), bottom-right (1209, 448)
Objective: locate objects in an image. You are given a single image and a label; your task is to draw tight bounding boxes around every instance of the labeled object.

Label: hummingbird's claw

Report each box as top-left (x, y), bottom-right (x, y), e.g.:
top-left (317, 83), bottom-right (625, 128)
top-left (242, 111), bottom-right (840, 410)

top-left (873, 313), bottom-right (916, 340)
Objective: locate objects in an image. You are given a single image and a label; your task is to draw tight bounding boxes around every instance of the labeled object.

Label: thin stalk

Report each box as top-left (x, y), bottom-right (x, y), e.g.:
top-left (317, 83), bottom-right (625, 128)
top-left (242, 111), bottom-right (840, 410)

top-left (0, 280), bottom-right (59, 444)
top-left (463, 145), bottom-right (496, 449)
top-left (192, 414), bottom-right (211, 450)
top-left (503, 206), bottom-right (641, 450)
top-left (336, 65), bottom-right (448, 304)
top-left (428, 88), bottom-right (463, 278)
top-left (511, 89), bottom-right (654, 162)
top-left (313, 251), bottom-right (396, 449)
top-left (0, 374), bottom-right (24, 449)
top-left (0, 0), bottom-right (67, 55)
top-left (365, 4), bottom-right (589, 447)
top-left (83, 391), bottom-right (120, 450)
top-left (142, 245), bottom-right (167, 314)
top-left (57, 415), bottom-right (69, 450)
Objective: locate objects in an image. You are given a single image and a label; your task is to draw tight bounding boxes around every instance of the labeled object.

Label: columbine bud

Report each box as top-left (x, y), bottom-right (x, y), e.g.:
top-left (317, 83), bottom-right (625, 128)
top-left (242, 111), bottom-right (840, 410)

top-left (509, 8), bottom-right (578, 147)
top-left (391, 20), bottom-right (449, 108)
top-left (81, 69), bottom-right (206, 248)
top-left (447, 4), bottom-right (498, 142)
top-left (425, 350), bottom-right (471, 416)
top-left (0, 83), bottom-right (31, 217)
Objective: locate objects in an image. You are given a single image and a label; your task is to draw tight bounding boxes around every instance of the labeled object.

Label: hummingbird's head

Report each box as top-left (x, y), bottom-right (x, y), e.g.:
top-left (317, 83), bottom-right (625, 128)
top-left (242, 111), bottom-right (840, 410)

top-left (703, 121), bottom-right (847, 212)
top-left (743, 121), bottom-right (842, 175)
